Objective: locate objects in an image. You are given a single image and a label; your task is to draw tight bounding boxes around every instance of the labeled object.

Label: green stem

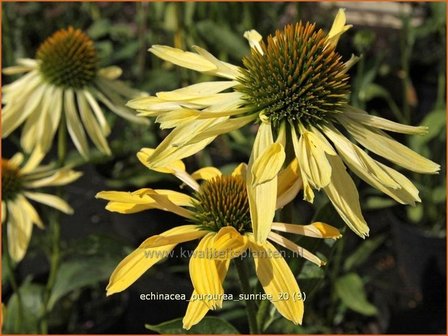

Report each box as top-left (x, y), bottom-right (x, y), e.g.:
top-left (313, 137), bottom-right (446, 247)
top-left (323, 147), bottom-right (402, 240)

top-left (41, 116), bottom-right (67, 332)
top-left (3, 234), bottom-right (24, 332)
top-left (234, 258), bottom-right (259, 334)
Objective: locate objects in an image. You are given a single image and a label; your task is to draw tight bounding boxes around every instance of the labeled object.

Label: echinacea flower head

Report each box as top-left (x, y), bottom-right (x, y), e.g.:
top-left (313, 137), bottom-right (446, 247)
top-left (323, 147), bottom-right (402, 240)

top-left (128, 9), bottom-right (440, 240)
top-left (1, 150), bottom-right (82, 262)
top-left (2, 27), bottom-right (148, 159)
top-left (96, 150), bottom-right (341, 329)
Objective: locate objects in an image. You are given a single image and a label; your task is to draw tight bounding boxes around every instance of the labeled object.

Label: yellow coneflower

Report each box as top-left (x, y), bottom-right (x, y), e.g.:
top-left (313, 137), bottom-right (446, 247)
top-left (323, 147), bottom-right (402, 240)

top-left (128, 9), bottom-right (439, 240)
top-left (2, 27), bottom-right (148, 159)
top-left (96, 149), bottom-right (341, 329)
top-left (1, 150), bottom-right (82, 262)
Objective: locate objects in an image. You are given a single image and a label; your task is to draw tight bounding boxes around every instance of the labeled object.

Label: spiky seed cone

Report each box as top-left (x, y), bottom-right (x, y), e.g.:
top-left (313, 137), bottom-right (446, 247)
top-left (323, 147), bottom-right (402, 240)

top-left (238, 22), bottom-right (350, 129)
top-left (36, 27), bottom-right (98, 89)
top-left (192, 175), bottom-right (251, 233)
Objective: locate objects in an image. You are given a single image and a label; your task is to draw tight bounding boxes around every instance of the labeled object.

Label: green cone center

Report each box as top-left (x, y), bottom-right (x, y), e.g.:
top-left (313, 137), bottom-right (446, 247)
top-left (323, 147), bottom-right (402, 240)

top-left (238, 22), bottom-right (350, 128)
top-left (191, 175), bottom-right (251, 233)
top-left (2, 160), bottom-right (22, 202)
top-left (36, 27), bottom-right (98, 89)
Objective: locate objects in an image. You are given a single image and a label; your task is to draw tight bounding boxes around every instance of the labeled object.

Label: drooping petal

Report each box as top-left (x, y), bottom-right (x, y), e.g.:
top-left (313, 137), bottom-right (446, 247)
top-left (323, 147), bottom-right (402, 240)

top-left (340, 116), bottom-right (440, 174)
top-left (183, 259), bottom-right (230, 330)
top-left (213, 226), bottom-right (248, 259)
top-left (271, 222), bottom-right (342, 239)
top-left (64, 89), bottom-right (90, 159)
top-left (107, 225), bottom-right (207, 295)
top-left (277, 158), bottom-right (303, 209)
top-left (322, 156), bottom-right (370, 238)
top-left (267, 231), bottom-right (325, 267)
top-left (18, 195), bottom-right (44, 229)
top-left (247, 122), bottom-right (278, 243)
top-left (251, 143), bottom-right (285, 186)
top-left (249, 236), bottom-right (304, 325)
top-left (189, 233), bottom-right (223, 309)
top-left (77, 90), bottom-right (111, 155)
top-left (6, 198), bottom-right (33, 262)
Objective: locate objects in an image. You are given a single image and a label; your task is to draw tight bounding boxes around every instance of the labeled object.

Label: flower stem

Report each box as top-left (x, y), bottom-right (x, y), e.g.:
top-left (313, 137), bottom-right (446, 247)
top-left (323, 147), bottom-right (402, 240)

top-left (234, 258), bottom-right (259, 334)
top-left (3, 234), bottom-right (24, 331)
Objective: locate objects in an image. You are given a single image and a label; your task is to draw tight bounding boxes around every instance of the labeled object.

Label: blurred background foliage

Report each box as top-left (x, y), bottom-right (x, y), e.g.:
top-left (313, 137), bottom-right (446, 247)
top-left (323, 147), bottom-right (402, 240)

top-left (2, 2), bottom-right (446, 334)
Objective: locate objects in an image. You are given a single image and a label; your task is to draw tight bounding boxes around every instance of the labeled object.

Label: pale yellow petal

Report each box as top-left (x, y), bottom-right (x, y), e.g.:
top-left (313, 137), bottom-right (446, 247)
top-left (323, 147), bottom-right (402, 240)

top-left (150, 45), bottom-right (217, 72)
top-left (341, 116), bottom-right (440, 173)
top-left (23, 191), bottom-right (73, 214)
top-left (137, 148), bottom-right (186, 174)
top-left (18, 195), bottom-right (44, 229)
top-left (232, 163), bottom-right (247, 178)
top-left (244, 29), bottom-right (263, 54)
top-left (343, 106), bottom-right (428, 135)
top-left (249, 236), bottom-right (303, 325)
top-left (251, 143), bottom-right (285, 186)
top-left (247, 122), bottom-right (277, 243)
top-left (83, 90), bottom-right (111, 135)
top-left (20, 147), bottom-right (45, 175)
top-left (183, 259), bottom-right (230, 330)
top-left (77, 91), bottom-right (111, 155)
top-left (7, 198), bottom-right (33, 262)
top-left (98, 66), bottom-right (122, 80)
top-left (327, 8), bottom-right (352, 48)
top-left (107, 225), bottom-right (206, 295)
top-left (267, 232), bottom-right (324, 267)
top-left (271, 222), bottom-right (342, 239)
top-left (25, 169), bottom-right (82, 189)
top-left (191, 167), bottom-right (222, 181)
top-left (64, 89), bottom-right (89, 159)
top-left (192, 45), bottom-right (241, 79)
top-left (156, 81), bottom-right (237, 101)
top-left (323, 156), bottom-right (369, 238)
top-left (277, 159), bottom-right (303, 209)
top-left (189, 233), bottom-right (223, 309)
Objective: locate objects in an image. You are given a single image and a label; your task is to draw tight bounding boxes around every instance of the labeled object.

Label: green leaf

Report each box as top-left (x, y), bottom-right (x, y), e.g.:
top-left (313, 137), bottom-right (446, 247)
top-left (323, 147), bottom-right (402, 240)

top-left (4, 282), bottom-right (45, 333)
top-left (335, 273), bottom-right (377, 316)
top-left (409, 108), bottom-right (446, 152)
top-left (407, 204), bottom-right (423, 223)
top-left (145, 317), bottom-right (240, 334)
top-left (196, 21), bottom-right (249, 59)
top-left (365, 196), bottom-right (396, 210)
top-left (47, 256), bottom-right (118, 309)
top-left (343, 234), bottom-right (386, 271)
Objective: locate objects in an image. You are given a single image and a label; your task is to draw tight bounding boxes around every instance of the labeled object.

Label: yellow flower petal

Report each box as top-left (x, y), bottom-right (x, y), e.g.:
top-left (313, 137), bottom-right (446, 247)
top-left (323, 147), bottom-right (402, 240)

top-left (295, 127), bottom-right (334, 189)
top-left (191, 167), bottom-right (222, 181)
top-left (19, 195), bottom-right (44, 229)
top-left (244, 29), bottom-right (264, 54)
top-left (189, 233), bottom-right (223, 309)
top-left (232, 163), bottom-right (247, 178)
top-left (271, 222), bottom-right (342, 239)
top-left (277, 159), bottom-right (303, 209)
top-left (247, 122), bottom-right (278, 243)
top-left (183, 259), bottom-right (230, 330)
top-left (25, 169), bottom-right (82, 189)
top-left (192, 45), bottom-right (241, 79)
top-left (327, 8), bottom-right (352, 48)
top-left (23, 191), bottom-right (73, 214)
top-left (323, 156), bottom-right (369, 238)
top-left (150, 45), bottom-right (216, 72)
top-left (157, 81), bottom-right (237, 101)
top-left (6, 198), bottom-right (33, 262)
top-left (107, 225), bottom-right (206, 295)
top-left (251, 143), bottom-right (285, 186)
top-left (213, 226), bottom-right (248, 259)
top-left (64, 89), bottom-right (89, 159)
top-left (267, 231), bottom-right (324, 267)
top-left (137, 147), bottom-right (186, 174)
top-left (249, 236), bottom-right (304, 325)
top-left (343, 106), bottom-right (428, 135)
top-left (77, 91), bottom-right (111, 155)
top-left (340, 116), bottom-right (440, 174)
